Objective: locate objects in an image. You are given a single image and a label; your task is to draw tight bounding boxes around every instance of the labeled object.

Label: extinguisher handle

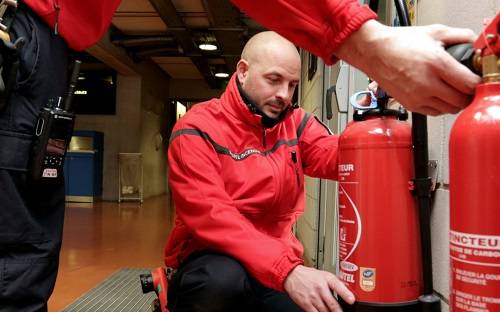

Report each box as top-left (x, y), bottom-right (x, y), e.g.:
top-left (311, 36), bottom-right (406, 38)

top-left (350, 90), bottom-right (378, 110)
top-left (446, 43), bottom-right (479, 75)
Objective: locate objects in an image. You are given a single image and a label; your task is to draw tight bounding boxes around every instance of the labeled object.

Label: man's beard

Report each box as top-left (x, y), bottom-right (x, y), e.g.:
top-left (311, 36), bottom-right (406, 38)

top-left (237, 79), bottom-right (288, 128)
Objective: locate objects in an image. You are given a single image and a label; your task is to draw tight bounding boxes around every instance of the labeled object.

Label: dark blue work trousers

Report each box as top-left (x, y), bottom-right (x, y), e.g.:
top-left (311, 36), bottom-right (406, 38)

top-left (0, 4), bottom-right (68, 312)
top-left (167, 253), bottom-right (304, 312)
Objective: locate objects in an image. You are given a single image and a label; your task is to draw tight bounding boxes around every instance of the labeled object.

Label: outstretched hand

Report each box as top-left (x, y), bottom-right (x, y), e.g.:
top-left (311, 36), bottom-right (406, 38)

top-left (335, 20), bottom-right (481, 116)
top-left (284, 265), bottom-right (354, 312)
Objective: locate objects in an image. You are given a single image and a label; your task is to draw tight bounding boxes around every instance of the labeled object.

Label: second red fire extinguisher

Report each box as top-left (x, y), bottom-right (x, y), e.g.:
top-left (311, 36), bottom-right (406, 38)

top-left (337, 91), bottom-right (422, 311)
top-left (449, 13), bottom-right (500, 312)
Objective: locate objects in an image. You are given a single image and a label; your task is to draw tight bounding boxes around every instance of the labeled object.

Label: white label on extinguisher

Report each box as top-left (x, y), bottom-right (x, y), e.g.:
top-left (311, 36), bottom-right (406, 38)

top-left (453, 287), bottom-right (500, 311)
top-left (360, 267), bottom-right (376, 292)
top-left (338, 163), bottom-right (354, 181)
top-left (338, 184), bottom-right (362, 262)
top-left (450, 230), bottom-right (500, 311)
top-left (450, 230), bottom-right (500, 266)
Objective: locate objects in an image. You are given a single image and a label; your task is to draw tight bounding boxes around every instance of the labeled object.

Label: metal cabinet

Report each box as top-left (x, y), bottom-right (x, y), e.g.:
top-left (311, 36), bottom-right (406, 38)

top-left (118, 153), bottom-right (143, 203)
top-left (64, 130), bottom-right (104, 202)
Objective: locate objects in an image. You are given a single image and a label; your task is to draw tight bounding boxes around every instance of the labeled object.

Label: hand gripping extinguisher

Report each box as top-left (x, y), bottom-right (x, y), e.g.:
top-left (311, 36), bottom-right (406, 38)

top-left (140, 267), bottom-right (170, 312)
top-left (337, 90), bottom-right (422, 311)
top-left (449, 13), bottom-right (500, 312)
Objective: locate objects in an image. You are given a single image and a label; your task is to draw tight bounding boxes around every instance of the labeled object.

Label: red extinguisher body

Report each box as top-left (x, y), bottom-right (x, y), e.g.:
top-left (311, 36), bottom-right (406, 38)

top-left (338, 115), bottom-right (422, 311)
top-left (449, 82), bottom-right (500, 312)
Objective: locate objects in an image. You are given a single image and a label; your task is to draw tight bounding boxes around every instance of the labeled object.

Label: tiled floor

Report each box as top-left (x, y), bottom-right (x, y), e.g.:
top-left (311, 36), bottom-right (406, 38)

top-left (48, 195), bottom-right (174, 311)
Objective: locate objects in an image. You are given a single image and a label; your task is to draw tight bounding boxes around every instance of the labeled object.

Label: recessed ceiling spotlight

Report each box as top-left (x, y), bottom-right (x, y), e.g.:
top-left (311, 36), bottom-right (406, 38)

top-left (198, 43), bottom-right (217, 51)
top-left (215, 72), bottom-right (229, 78)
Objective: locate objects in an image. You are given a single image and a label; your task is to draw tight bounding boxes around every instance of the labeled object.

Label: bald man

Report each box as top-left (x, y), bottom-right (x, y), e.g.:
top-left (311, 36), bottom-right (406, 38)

top-left (165, 31), bottom-right (350, 312)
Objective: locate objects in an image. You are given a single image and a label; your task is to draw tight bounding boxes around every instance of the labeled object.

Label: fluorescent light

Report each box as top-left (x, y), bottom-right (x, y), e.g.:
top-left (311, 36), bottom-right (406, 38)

top-left (215, 72), bottom-right (229, 78)
top-left (198, 43), bottom-right (217, 51)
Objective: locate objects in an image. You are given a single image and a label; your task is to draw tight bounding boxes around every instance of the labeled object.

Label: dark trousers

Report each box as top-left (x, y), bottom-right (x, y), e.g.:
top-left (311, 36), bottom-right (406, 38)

top-left (167, 253), bottom-right (304, 312)
top-left (0, 4), bottom-right (68, 312)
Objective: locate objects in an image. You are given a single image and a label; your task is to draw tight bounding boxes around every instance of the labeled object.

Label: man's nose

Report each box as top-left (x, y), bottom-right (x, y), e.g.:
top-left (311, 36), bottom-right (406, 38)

top-left (276, 83), bottom-right (291, 100)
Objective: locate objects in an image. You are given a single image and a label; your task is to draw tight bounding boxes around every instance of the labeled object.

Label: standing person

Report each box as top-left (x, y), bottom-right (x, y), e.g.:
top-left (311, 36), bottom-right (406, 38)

top-left (0, 1), bottom-right (121, 311)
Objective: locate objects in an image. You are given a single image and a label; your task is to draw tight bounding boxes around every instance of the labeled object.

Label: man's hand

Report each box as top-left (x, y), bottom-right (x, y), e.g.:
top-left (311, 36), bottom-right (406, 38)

top-left (335, 20), bottom-right (481, 116)
top-left (284, 265), bottom-right (355, 312)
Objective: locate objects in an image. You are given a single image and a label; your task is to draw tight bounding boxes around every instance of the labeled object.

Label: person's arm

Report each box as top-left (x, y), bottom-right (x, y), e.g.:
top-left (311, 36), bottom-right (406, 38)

top-left (231, 0), bottom-right (376, 64)
top-left (278, 111), bottom-right (355, 312)
top-left (335, 20), bottom-right (480, 115)
top-left (295, 111), bottom-right (339, 180)
top-left (231, 0), bottom-right (481, 115)
top-left (24, 0), bottom-right (122, 51)
top-left (168, 124), bottom-right (302, 291)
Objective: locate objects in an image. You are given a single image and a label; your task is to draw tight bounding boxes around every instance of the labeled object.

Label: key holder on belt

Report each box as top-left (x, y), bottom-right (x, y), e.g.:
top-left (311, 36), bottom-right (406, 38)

top-left (0, 0), bottom-right (25, 111)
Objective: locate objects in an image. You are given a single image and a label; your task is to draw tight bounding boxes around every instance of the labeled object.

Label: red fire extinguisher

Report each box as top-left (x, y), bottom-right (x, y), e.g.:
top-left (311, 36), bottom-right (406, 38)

top-left (337, 91), bottom-right (422, 311)
top-left (140, 267), bottom-right (170, 312)
top-left (449, 13), bottom-right (500, 312)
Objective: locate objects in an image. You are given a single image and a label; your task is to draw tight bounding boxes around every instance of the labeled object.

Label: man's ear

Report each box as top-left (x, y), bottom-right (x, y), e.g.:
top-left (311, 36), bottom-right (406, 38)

top-left (236, 59), bottom-right (249, 85)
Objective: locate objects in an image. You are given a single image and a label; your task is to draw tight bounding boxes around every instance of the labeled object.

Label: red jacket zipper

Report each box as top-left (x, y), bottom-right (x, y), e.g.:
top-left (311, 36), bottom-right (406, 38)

top-left (291, 151), bottom-right (300, 186)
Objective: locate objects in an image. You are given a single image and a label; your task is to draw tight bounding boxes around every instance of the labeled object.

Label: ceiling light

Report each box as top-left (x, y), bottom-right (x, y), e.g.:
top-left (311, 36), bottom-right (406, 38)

top-left (215, 72), bottom-right (229, 78)
top-left (198, 43), bottom-right (217, 51)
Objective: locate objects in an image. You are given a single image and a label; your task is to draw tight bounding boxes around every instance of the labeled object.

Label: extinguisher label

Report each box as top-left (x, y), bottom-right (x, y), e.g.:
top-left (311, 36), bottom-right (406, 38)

top-left (450, 230), bottom-right (500, 266)
top-left (450, 230), bottom-right (500, 311)
top-left (338, 182), bottom-right (362, 289)
top-left (360, 267), bottom-right (376, 292)
top-left (338, 164), bottom-right (355, 181)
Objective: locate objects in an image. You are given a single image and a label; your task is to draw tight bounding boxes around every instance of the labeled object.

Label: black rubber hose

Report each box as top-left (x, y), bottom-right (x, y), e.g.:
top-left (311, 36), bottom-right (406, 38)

top-left (393, 1), bottom-right (442, 311)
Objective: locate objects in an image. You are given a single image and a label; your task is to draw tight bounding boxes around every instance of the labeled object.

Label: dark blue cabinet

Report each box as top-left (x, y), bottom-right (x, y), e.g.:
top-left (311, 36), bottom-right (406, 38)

top-left (64, 130), bottom-right (103, 202)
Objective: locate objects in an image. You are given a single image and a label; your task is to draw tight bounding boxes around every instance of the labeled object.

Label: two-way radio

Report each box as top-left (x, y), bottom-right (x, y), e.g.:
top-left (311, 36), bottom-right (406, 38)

top-left (29, 60), bottom-right (81, 180)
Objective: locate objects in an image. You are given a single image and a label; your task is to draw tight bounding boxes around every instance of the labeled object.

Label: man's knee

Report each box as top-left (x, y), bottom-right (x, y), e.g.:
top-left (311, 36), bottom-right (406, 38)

top-left (183, 254), bottom-right (247, 294)
top-left (169, 253), bottom-right (256, 312)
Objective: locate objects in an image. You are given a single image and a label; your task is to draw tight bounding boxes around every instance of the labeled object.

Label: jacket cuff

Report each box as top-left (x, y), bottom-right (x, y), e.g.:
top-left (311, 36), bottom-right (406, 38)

top-left (270, 254), bottom-right (304, 291)
top-left (323, 4), bottom-right (377, 65)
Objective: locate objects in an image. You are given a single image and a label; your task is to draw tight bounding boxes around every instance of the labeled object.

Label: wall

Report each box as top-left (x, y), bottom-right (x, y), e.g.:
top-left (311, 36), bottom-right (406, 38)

top-left (75, 75), bottom-right (142, 201)
top-left (139, 83), bottom-right (168, 199)
top-left (296, 51), bottom-right (325, 267)
top-left (75, 74), bottom-right (169, 201)
top-left (417, 1), bottom-right (498, 310)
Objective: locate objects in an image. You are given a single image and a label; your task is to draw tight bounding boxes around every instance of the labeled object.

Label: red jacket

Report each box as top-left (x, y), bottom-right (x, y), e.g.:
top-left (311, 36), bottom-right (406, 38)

top-left (165, 74), bottom-right (339, 291)
top-left (24, 0), bottom-right (121, 51)
top-left (231, 0), bottom-right (376, 64)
